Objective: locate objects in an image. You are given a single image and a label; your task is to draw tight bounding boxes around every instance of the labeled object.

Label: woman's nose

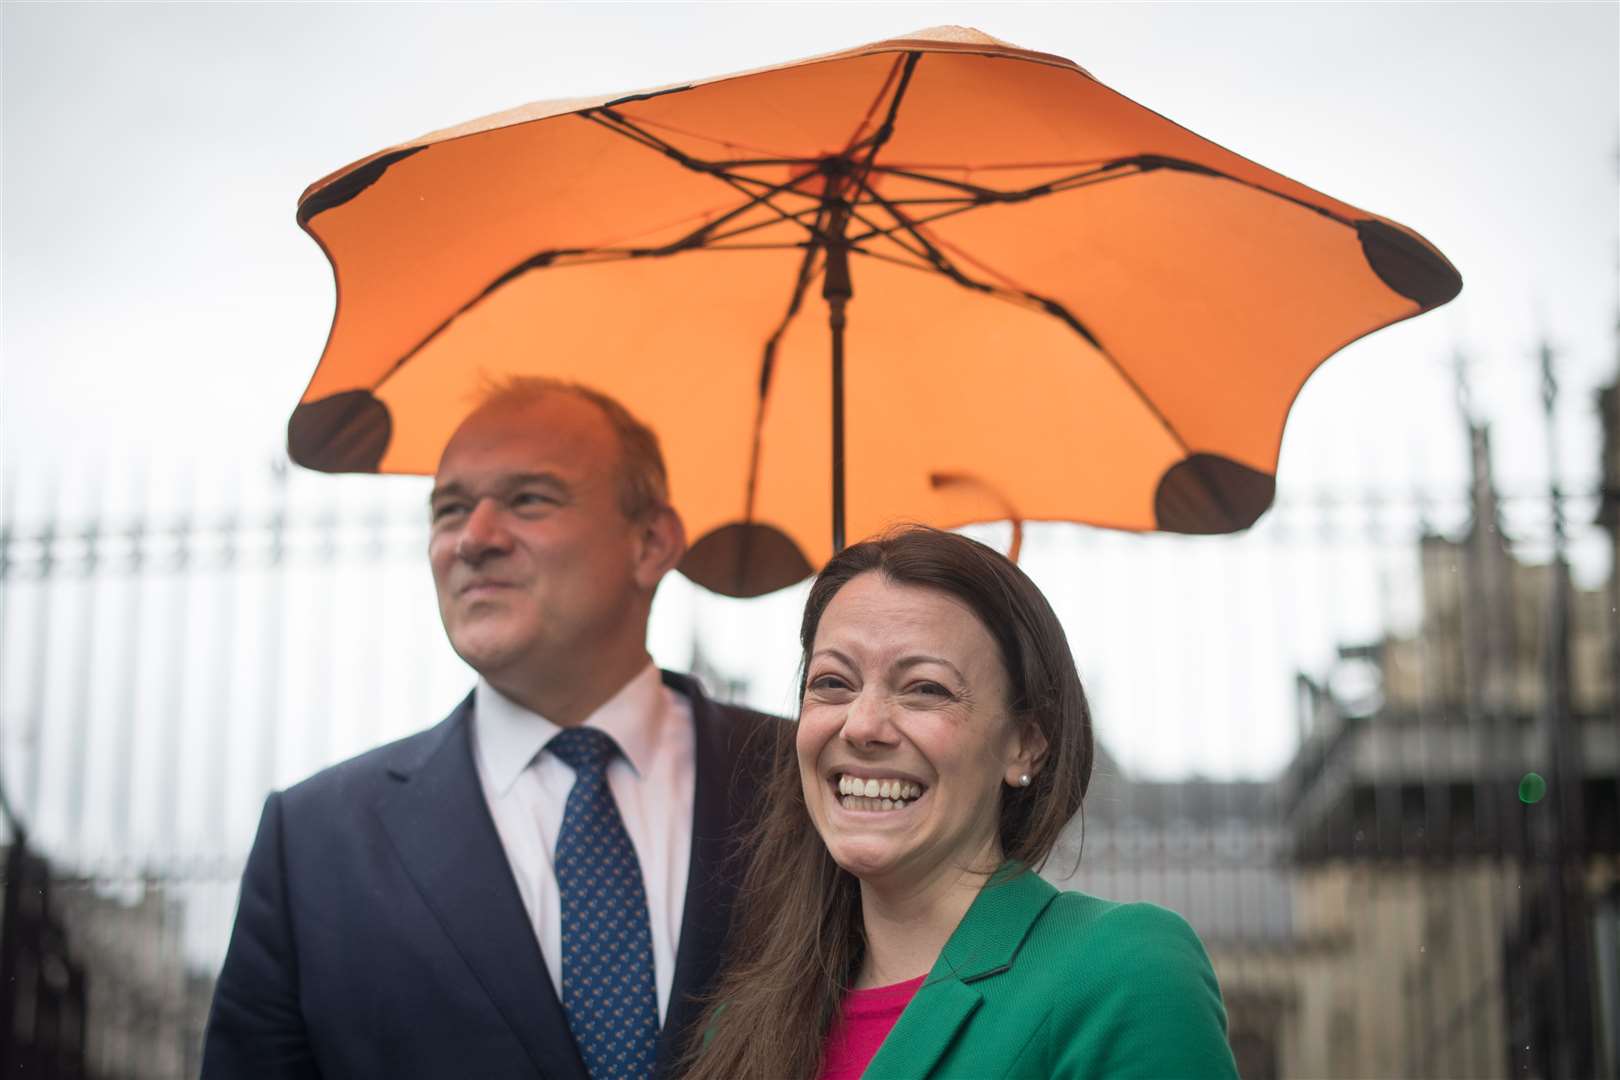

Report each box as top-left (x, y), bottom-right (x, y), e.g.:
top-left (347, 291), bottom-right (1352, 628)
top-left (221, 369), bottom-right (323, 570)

top-left (840, 690), bottom-right (898, 748)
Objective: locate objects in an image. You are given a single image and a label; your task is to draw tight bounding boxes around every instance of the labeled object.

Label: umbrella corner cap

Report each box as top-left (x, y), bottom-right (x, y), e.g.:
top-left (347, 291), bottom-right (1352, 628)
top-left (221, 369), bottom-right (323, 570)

top-left (288, 390), bottom-right (393, 473)
top-left (680, 522), bottom-right (814, 598)
top-left (1355, 219), bottom-right (1463, 310)
top-left (1154, 454), bottom-right (1276, 535)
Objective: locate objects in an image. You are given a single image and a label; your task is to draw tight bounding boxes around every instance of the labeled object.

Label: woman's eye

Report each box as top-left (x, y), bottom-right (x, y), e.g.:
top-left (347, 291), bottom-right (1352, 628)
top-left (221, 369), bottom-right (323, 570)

top-left (807, 674), bottom-right (852, 693)
top-left (907, 681), bottom-right (951, 698)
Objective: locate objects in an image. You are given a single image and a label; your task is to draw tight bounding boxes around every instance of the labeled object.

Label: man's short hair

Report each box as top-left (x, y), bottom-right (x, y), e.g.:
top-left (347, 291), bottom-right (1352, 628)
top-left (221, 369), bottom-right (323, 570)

top-left (475, 375), bottom-right (670, 521)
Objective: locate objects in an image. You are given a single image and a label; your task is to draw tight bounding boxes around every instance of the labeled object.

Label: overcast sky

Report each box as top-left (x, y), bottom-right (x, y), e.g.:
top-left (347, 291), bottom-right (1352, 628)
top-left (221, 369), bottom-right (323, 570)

top-left (5, 2), bottom-right (1615, 494)
top-left (4, 2), bottom-right (1617, 778)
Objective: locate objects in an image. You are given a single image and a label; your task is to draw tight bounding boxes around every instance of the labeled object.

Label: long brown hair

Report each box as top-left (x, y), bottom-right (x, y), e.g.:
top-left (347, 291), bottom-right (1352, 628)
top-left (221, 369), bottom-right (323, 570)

top-left (682, 526), bottom-right (1093, 1080)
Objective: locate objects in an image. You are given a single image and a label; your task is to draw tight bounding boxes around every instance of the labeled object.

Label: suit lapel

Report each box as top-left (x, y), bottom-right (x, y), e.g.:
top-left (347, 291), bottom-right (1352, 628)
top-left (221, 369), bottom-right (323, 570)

top-left (374, 696), bottom-right (589, 1080)
top-left (655, 671), bottom-right (760, 1077)
top-left (861, 867), bottom-right (1060, 1079)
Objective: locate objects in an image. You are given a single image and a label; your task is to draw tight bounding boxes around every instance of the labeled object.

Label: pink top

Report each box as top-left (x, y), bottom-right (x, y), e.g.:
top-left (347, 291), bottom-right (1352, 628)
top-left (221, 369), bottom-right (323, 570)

top-left (817, 973), bottom-right (928, 1080)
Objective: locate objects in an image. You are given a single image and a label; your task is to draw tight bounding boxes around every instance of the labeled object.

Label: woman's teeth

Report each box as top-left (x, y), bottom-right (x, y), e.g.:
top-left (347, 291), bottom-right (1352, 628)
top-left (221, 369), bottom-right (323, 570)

top-left (836, 774), bottom-right (923, 811)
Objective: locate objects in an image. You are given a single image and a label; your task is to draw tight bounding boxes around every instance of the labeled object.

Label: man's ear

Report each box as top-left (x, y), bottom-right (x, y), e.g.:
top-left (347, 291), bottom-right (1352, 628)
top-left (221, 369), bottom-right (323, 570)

top-left (633, 505), bottom-right (687, 589)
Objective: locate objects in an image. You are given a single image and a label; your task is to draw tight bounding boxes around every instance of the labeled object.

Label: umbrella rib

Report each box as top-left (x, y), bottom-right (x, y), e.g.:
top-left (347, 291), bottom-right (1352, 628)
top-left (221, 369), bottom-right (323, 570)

top-left (576, 118), bottom-right (816, 250)
top-left (373, 124), bottom-right (847, 387)
top-left (583, 109), bottom-right (825, 243)
top-left (838, 51), bottom-right (918, 193)
top-left (845, 166), bottom-right (1150, 245)
top-left (690, 241), bottom-right (816, 251)
top-left (852, 195), bottom-right (987, 207)
top-left (852, 175), bottom-right (1195, 456)
top-left (584, 107), bottom-right (739, 180)
top-left (851, 174), bottom-right (993, 295)
top-left (848, 245), bottom-right (1194, 457)
top-left (829, 51), bottom-right (908, 163)
top-left (742, 217), bottom-right (829, 531)
top-left (372, 226), bottom-right (807, 389)
top-left (864, 164), bottom-right (1023, 201)
top-left (370, 246), bottom-right (606, 385)
top-left (694, 199), bottom-right (831, 248)
top-left (841, 199), bottom-right (942, 270)
top-left (843, 152), bottom-right (1361, 460)
top-left (814, 52), bottom-right (931, 275)
top-left (851, 160), bottom-right (1148, 228)
top-left (864, 160), bottom-right (1133, 201)
top-left (860, 153), bottom-right (1350, 225)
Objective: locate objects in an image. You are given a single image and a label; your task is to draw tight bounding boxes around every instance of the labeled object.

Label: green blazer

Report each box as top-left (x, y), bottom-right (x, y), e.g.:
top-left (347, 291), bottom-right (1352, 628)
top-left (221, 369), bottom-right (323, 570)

top-left (861, 867), bottom-right (1239, 1079)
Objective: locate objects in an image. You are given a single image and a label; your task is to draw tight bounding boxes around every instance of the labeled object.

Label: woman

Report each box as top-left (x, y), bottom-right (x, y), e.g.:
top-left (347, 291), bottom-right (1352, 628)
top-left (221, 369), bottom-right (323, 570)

top-left (684, 526), bottom-right (1238, 1080)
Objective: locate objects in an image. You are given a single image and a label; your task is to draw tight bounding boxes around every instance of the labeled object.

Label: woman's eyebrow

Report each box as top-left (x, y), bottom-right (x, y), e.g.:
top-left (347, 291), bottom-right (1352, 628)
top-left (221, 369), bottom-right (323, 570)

top-left (896, 655), bottom-right (966, 681)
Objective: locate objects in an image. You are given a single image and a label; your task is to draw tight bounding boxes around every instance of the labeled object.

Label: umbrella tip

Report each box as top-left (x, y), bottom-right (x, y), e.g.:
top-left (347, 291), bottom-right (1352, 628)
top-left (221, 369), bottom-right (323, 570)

top-left (899, 25), bottom-right (1022, 49)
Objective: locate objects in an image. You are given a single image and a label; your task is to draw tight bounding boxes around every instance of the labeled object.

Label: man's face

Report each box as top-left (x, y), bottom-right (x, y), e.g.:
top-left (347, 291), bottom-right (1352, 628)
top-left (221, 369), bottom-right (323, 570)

top-left (428, 393), bottom-right (649, 684)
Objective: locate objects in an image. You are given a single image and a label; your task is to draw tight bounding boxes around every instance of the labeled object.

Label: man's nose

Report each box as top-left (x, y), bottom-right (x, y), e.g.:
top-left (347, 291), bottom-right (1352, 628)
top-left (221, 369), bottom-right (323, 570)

top-left (840, 690), bottom-right (898, 749)
top-left (456, 498), bottom-right (513, 563)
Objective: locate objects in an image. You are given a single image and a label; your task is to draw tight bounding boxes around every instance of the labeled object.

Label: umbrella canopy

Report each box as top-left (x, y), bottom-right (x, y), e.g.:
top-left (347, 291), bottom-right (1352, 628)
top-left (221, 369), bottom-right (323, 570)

top-left (288, 25), bottom-right (1460, 597)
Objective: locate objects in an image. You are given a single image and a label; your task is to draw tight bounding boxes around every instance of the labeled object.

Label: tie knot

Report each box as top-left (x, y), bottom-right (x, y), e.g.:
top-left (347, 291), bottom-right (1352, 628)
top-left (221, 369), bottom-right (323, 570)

top-left (547, 726), bottom-right (621, 777)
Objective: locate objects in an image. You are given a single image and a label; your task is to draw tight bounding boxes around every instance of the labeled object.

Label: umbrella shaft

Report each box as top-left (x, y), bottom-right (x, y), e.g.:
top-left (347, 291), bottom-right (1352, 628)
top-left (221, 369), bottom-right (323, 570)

top-left (823, 196), bottom-right (853, 555)
top-left (829, 293), bottom-right (846, 553)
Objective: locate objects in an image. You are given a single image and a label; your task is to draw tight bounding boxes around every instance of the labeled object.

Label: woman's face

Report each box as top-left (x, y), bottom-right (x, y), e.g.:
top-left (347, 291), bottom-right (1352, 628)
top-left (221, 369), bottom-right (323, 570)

top-left (796, 571), bottom-right (1044, 892)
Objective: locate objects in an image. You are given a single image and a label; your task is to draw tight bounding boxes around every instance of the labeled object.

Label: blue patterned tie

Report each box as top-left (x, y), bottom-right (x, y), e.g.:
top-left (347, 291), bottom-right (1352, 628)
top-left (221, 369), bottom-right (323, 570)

top-left (548, 727), bottom-right (659, 1080)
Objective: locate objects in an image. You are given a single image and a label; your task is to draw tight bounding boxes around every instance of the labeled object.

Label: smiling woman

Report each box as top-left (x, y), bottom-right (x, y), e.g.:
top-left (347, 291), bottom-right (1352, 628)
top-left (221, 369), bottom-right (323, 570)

top-left (796, 572), bottom-right (1042, 899)
top-left (682, 526), bottom-right (1238, 1080)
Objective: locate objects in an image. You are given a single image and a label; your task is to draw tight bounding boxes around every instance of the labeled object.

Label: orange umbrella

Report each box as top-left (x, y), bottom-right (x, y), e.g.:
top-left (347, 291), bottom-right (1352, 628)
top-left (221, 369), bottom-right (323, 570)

top-left (288, 26), bottom-right (1460, 597)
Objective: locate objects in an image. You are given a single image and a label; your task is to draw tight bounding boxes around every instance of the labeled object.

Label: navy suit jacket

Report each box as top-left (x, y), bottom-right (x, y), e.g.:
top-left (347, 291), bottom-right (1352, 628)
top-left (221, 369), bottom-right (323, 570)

top-left (202, 671), bottom-right (779, 1079)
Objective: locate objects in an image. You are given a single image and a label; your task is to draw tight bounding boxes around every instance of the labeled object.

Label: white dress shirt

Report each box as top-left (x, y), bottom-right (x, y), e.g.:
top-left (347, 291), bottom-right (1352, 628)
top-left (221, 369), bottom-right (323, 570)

top-left (471, 664), bottom-right (695, 1022)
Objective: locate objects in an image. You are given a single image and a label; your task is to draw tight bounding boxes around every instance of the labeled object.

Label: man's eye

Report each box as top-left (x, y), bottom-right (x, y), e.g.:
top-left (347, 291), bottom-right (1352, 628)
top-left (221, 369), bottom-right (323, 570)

top-left (431, 503), bottom-right (467, 522)
top-left (512, 492), bottom-right (557, 510)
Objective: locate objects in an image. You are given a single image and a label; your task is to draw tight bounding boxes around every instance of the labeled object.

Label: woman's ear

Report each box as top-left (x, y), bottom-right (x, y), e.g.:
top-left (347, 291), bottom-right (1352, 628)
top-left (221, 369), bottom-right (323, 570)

top-left (1005, 719), bottom-right (1049, 786)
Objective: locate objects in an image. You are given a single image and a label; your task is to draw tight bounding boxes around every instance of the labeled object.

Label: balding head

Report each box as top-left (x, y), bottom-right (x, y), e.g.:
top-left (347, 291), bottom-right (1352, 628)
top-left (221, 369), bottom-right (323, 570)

top-left (428, 380), bottom-right (687, 724)
top-left (472, 376), bottom-right (669, 522)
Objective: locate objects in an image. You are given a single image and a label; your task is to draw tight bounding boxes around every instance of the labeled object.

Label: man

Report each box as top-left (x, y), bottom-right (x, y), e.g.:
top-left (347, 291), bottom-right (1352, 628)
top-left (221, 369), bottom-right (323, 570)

top-left (202, 379), bottom-right (778, 1078)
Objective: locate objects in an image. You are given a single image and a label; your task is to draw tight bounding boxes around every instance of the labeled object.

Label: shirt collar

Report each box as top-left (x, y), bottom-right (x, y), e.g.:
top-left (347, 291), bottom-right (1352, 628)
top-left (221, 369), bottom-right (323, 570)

top-left (474, 663), bottom-right (665, 797)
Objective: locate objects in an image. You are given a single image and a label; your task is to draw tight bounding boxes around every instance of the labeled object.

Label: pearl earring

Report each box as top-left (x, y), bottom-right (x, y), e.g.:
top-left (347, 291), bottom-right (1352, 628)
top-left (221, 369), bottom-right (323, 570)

top-left (1018, 773), bottom-right (1032, 788)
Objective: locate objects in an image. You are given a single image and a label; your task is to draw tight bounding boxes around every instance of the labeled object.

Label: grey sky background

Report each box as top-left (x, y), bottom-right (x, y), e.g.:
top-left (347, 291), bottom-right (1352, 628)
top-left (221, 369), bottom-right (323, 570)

top-left (4, 2), bottom-right (1618, 780)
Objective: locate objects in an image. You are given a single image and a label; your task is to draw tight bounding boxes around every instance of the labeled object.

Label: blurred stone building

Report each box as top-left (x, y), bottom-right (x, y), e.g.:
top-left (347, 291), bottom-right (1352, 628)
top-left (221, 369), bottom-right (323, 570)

top-left (2, 843), bottom-right (213, 1080)
top-left (53, 881), bottom-right (214, 1080)
top-left (1061, 409), bottom-right (1620, 1079)
top-left (1278, 419), bottom-right (1620, 1079)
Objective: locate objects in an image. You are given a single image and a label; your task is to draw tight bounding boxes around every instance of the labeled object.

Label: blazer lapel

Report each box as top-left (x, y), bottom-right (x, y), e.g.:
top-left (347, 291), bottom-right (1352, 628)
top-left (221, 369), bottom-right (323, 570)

top-left (373, 695), bottom-right (588, 1080)
top-left (861, 867), bottom-right (1060, 1080)
top-left (865, 977), bottom-right (983, 1080)
top-left (655, 671), bottom-right (762, 1077)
